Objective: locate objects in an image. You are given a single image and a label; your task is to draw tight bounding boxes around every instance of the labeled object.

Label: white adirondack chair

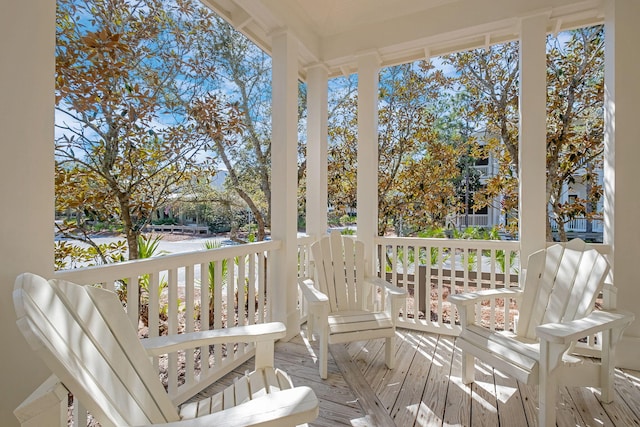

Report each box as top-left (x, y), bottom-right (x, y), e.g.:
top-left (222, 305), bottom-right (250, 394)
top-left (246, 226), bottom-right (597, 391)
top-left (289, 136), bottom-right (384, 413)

top-left (449, 239), bottom-right (634, 427)
top-left (13, 272), bottom-right (318, 427)
top-left (298, 230), bottom-right (407, 379)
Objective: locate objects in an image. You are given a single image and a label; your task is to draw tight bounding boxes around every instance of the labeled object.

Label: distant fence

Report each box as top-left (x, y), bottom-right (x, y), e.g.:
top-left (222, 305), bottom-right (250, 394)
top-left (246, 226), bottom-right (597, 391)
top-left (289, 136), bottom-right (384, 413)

top-left (144, 224), bottom-right (210, 234)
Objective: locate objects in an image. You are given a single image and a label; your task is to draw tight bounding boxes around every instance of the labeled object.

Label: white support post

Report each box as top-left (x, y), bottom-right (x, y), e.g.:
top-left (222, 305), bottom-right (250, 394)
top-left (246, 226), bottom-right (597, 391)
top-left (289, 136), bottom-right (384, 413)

top-left (356, 52), bottom-right (381, 275)
top-left (305, 64), bottom-right (329, 240)
top-left (1, 1), bottom-right (56, 425)
top-left (270, 29), bottom-right (300, 338)
top-left (604, 0), bottom-right (640, 370)
top-left (518, 14), bottom-right (548, 269)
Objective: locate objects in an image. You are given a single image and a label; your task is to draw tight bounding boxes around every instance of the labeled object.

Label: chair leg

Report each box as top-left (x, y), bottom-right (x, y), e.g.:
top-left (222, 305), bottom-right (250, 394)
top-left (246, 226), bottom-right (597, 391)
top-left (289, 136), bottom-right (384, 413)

top-left (461, 351), bottom-right (475, 384)
top-left (319, 325), bottom-right (328, 379)
top-left (307, 314), bottom-right (315, 341)
top-left (600, 329), bottom-right (614, 403)
top-left (539, 370), bottom-right (558, 427)
top-left (385, 336), bottom-right (395, 370)
top-left (539, 340), bottom-right (561, 427)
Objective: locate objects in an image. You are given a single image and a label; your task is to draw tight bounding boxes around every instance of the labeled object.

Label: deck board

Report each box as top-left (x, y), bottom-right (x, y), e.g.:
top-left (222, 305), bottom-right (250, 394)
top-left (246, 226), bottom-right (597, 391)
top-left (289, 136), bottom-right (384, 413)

top-left (196, 328), bottom-right (640, 426)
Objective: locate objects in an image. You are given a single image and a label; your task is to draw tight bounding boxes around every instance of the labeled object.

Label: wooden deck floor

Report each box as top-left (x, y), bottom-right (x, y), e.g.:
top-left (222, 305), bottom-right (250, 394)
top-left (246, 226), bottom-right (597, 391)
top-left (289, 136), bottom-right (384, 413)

top-left (199, 328), bottom-right (640, 426)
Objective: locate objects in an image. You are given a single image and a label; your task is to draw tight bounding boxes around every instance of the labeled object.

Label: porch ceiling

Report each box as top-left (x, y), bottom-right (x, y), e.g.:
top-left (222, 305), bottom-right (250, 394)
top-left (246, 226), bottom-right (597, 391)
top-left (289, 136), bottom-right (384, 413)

top-left (201, 0), bottom-right (604, 78)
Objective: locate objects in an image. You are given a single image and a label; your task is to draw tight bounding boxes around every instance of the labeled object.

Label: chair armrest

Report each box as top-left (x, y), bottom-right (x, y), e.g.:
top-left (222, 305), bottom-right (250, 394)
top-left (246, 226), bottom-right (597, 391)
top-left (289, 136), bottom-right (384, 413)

top-left (142, 322), bottom-right (286, 356)
top-left (140, 387), bottom-right (319, 427)
top-left (14, 374), bottom-right (68, 426)
top-left (536, 310), bottom-right (635, 344)
top-left (364, 276), bottom-right (407, 298)
top-left (298, 278), bottom-right (329, 306)
top-left (448, 288), bottom-right (523, 307)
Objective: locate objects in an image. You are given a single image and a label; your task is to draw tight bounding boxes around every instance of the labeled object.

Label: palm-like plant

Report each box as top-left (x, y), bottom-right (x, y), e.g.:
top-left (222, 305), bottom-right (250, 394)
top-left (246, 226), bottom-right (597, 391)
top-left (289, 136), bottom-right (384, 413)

top-left (203, 240), bottom-right (229, 327)
top-left (137, 234), bottom-right (169, 326)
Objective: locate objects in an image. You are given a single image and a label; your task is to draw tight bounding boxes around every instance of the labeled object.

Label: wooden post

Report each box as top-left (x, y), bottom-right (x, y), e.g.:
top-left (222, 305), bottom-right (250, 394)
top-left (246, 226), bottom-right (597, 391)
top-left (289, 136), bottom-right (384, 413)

top-left (518, 13), bottom-right (548, 271)
top-left (356, 51), bottom-right (381, 275)
top-left (270, 29), bottom-right (301, 338)
top-left (603, 0), bottom-right (640, 370)
top-left (306, 64), bottom-right (329, 239)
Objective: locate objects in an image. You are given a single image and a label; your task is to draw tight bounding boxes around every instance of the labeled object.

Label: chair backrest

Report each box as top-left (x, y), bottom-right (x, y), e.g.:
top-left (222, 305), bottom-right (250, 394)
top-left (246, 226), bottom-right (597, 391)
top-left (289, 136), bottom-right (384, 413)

top-left (516, 239), bottom-right (610, 340)
top-left (311, 231), bottom-right (367, 313)
top-left (13, 273), bottom-right (180, 427)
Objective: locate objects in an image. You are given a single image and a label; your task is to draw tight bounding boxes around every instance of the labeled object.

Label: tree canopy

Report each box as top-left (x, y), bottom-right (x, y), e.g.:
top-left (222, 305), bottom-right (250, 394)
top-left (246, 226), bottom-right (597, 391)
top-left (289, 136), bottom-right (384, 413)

top-left (56, 0), bottom-right (606, 271)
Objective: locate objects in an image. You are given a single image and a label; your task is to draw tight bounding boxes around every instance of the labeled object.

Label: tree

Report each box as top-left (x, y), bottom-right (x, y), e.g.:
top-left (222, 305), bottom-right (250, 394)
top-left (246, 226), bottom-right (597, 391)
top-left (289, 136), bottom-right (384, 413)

top-left (444, 42), bottom-right (520, 234)
top-left (545, 26), bottom-right (604, 241)
top-left (55, 0), bottom-right (229, 259)
top-left (189, 17), bottom-right (274, 242)
top-left (432, 92), bottom-right (485, 229)
top-left (445, 27), bottom-right (604, 240)
top-left (326, 75), bottom-right (359, 223)
top-left (327, 62), bottom-right (460, 236)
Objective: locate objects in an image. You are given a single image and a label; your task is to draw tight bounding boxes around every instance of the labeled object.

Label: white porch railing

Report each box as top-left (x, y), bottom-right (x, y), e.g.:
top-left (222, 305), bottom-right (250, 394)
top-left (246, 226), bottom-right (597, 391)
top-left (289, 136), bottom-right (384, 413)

top-left (41, 235), bottom-right (612, 426)
top-left (55, 239), bottom-right (280, 416)
top-left (452, 213), bottom-right (490, 228)
top-left (374, 236), bottom-right (521, 336)
top-left (550, 217), bottom-right (604, 233)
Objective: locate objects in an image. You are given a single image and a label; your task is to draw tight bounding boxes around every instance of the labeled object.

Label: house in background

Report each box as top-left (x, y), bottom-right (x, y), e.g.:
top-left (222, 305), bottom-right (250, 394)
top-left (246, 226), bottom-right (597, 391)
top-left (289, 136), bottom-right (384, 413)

top-left (452, 132), bottom-right (605, 242)
top-left (2, 1), bottom-right (639, 425)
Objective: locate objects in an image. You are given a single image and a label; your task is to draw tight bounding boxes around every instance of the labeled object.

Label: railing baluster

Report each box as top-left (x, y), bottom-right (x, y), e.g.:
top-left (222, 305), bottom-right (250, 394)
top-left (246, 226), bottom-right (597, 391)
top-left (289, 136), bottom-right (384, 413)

top-left (214, 258), bottom-right (223, 368)
top-left (248, 253), bottom-right (256, 325)
top-left (168, 268), bottom-right (178, 395)
top-left (149, 272), bottom-right (160, 371)
top-left (258, 253), bottom-right (267, 322)
top-left (185, 264), bottom-right (195, 386)
top-left (126, 275), bottom-right (138, 327)
top-left (437, 246), bottom-right (444, 324)
top-left (200, 261), bottom-right (210, 375)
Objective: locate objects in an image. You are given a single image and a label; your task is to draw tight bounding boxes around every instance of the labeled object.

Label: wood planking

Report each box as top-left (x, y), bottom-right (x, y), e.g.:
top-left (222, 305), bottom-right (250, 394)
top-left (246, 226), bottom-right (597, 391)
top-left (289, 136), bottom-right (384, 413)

top-left (517, 381), bottom-right (539, 426)
top-left (492, 366), bottom-right (528, 426)
top-left (330, 343), bottom-right (396, 426)
top-left (612, 368), bottom-right (640, 421)
top-left (416, 334), bottom-right (454, 426)
top-left (193, 328), bottom-right (640, 427)
top-left (470, 358), bottom-right (500, 427)
top-left (443, 335), bottom-right (472, 426)
top-left (388, 331), bottom-right (436, 426)
top-left (566, 386), bottom-right (615, 426)
top-left (556, 386), bottom-right (589, 427)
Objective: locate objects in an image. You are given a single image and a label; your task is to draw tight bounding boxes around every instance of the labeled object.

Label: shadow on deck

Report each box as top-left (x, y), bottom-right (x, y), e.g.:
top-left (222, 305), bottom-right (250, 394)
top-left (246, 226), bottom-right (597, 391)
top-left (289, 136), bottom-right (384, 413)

top-left (196, 328), bottom-right (640, 426)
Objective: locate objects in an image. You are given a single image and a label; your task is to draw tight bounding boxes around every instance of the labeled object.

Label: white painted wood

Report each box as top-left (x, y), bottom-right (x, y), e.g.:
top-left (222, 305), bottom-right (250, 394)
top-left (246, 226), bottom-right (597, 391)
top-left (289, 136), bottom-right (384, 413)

top-left (356, 51), bottom-right (381, 273)
top-left (604, 0), bottom-right (640, 371)
top-left (1, 1), bottom-right (56, 424)
top-left (13, 375), bottom-right (67, 427)
top-left (14, 273), bottom-right (318, 427)
top-left (518, 12), bottom-right (548, 268)
top-left (300, 231), bottom-right (407, 379)
top-left (270, 28), bottom-right (301, 338)
top-left (305, 64), bottom-right (329, 239)
top-left (449, 240), bottom-right (635, 427)
top-left (53, 240), bottom-right (280, 400)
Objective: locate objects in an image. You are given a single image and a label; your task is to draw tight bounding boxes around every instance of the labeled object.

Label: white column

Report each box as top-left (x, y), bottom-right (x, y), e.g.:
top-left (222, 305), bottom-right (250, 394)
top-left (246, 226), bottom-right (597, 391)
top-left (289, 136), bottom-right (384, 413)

top-left (270, 29), bottom-right (300, 338)
top-left (0, 1), bottom-right (56, 425)
top-left (604, 0), bottom-right (640, 370)
top-left (305, 64), bottom-right (329, 239)
top-left (518, 14), bottom-right (548, 268)
top-left (356, 52), bottom-right (380, 273)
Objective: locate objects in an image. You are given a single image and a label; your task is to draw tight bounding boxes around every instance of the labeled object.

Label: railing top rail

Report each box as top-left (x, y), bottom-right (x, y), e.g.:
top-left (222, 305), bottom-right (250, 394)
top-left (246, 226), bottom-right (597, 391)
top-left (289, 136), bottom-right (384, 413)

top-left (54, 239), bottom-right (281, 283)
top-left (374, 236), bottom-right (520, 250)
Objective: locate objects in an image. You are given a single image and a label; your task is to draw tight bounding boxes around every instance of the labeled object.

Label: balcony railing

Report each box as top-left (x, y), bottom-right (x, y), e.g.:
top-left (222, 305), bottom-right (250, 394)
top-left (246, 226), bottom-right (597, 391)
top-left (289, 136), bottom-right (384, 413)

top-left (451, 213), bottom-right (490, 228)
top-left (374, 236), bottom-right (521, 335)
top-left (550, 217), bottom-right (604, 233)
